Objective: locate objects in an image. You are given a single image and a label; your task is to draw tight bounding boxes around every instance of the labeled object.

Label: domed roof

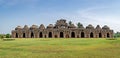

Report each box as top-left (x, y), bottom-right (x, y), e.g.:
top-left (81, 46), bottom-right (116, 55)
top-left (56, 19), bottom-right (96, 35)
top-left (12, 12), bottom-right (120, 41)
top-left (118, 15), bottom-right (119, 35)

top-left (30, 25), bottom-right (38, 29)
top-left (23, 25), bottom-right (29, 29)
top-left (102, 25), bottom-right (110, 30)
top-left (15, 26), bottom-right (23, 30)
top-left (39, 24), bottom-right (45, 29)
top-left (47, 24), bottom-right (54, 28)
top-left (86, 24), bottom-right (94, 29)
top-left (96, 25), bottom-right (101, 29)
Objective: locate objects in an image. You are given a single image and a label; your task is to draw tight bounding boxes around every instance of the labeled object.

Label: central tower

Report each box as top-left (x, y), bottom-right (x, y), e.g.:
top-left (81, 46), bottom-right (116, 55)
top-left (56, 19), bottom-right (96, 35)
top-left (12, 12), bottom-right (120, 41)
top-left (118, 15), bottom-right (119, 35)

top-left (54, 19), bottom-right (68, 28)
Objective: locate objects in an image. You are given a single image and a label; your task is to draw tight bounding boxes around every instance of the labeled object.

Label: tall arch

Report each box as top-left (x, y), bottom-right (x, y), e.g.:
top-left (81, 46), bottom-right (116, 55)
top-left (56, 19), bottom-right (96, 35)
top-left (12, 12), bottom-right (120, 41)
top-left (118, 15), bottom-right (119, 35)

top-left (81, 32), bottom-right (85, 38)
top-left (48, 32), bottom-right (52, 38)
top-left (107, 33), bottom-right (110, 38)
top-left (39, 32), bottom-right (43, 38)
top-left (23, 33), bottom-right (26, 38)
top-left (60, 32), bottom-right (64, 38)
top-left (31, 32), bottom-right (34, 38)
top-left (99, 33), bottom-right (102, 38)
top-left (71, 32), bottom-right (75, 38)
top-left (16, 33), bottom-right (18, 38)
top-left (90, 32), bottom-right (94, 38)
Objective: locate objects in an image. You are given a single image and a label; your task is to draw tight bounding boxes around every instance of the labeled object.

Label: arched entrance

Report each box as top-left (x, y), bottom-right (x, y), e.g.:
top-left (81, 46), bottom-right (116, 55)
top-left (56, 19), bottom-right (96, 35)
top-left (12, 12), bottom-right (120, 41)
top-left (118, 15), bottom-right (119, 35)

top-left (39, 32), bottom-right (43, 38)
top-left (107, 33), bottom-right (110, 38)
top-left (60, 32), bottom-right (64, 38)
top-left (90, 32), bottom-right (94, 38)
top-left (23, 33), bottom-right (25, 38)
top-left (31, 32), bottom-right (34, 38)
top-left (16, 33), bottom-right (18, 38)
top-left (49, 32), bottom-right (52, 38)
top-left (66, 34), bottom-right (69, 38)
top-left (71, 32), bottom-right (75, 38)
top-left (81, 32), bottom-right (84, 38)
top-left (54, 35), bottom-right (58, 38)
top-left (99, 33), bottom-right (102, 38)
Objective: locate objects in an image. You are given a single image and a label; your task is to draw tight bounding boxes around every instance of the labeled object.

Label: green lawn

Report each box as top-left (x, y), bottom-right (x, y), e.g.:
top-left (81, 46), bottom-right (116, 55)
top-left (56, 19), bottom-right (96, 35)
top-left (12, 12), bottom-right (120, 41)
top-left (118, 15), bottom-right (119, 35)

top-left (0, 38), bottom-right (120, 58)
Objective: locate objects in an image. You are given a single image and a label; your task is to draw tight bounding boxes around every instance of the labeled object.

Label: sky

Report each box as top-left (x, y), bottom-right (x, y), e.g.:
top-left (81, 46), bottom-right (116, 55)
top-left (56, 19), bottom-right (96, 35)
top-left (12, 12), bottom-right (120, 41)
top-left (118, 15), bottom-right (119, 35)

top-left (0, 0), bottom-right (120, 34)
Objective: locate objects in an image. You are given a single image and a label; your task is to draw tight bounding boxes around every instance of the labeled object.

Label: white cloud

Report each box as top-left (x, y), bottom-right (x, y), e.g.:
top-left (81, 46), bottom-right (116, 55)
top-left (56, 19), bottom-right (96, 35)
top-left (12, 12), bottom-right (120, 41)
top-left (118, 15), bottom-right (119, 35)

top-left (40, 6), bottom-right (120, 32)
top-left (76, 7), bottom-right (120, 32)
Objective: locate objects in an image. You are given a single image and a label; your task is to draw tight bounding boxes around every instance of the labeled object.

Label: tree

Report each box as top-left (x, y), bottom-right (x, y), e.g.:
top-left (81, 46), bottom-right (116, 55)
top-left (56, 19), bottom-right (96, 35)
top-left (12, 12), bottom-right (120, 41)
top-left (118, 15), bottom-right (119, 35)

top-left (114, 32), bottom-right (120, 38)
top-left (69, 21), bottom-right (72, 25)
top-left (0, 34), bottom-right (5, 39)
top-left (6, 34), bottom-right (11, 38)
top-left (77, 22), bottom-right (83, 28)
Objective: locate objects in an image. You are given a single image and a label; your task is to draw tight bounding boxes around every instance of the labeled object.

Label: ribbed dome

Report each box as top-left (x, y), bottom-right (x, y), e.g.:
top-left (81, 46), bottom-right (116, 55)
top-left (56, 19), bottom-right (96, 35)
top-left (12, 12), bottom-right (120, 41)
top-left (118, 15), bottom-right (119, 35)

top-left (23, 25), bottom-right (29, 29)
top-left (47, 24), bottom-right (54, 28)
top-left (30, 25), bottom-right (38, 29)
top-left (39, 24), bottom-right (45, 29)
top-left (86, 24), bottom-right (94, 29)
top-left (96, 25), bottom-right (101, 29)
top-left (102, 25), bottom-right (110, 30)
top-left (15, 26), bottom-right (23, 30)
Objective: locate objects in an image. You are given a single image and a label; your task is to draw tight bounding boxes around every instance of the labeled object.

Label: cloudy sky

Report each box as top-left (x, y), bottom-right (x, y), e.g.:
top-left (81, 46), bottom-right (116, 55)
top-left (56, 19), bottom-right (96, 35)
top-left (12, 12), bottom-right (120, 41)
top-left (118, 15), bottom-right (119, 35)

top-left (0, 0), bottom-right (120, 34)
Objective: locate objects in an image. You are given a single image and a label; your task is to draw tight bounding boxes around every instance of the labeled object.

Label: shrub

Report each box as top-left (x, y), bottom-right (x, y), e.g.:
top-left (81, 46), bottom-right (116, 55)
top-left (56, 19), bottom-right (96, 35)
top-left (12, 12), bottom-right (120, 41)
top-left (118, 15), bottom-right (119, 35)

top-left (106, 38), bottom-right (117, 40)
top-left (3, 38), bottom-right (15, 41)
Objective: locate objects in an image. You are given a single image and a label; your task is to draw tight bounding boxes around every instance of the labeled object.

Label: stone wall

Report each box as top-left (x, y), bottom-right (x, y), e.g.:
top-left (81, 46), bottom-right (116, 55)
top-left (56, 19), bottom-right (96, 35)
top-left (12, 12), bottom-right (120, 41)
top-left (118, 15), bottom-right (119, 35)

top-left (11, 19), bottom-right (114, 38)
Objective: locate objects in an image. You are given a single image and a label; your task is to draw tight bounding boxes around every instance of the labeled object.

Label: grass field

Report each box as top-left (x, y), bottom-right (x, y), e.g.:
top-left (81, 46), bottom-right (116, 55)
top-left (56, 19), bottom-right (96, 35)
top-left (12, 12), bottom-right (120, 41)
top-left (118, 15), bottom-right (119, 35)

top-left (0, 38), bottom-right (120, 58)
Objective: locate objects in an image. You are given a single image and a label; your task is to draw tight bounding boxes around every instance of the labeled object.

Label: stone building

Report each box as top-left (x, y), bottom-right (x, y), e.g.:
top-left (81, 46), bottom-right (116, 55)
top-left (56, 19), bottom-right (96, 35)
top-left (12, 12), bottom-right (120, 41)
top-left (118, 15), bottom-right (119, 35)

top-left (11, 19), bottom-right (114, 38)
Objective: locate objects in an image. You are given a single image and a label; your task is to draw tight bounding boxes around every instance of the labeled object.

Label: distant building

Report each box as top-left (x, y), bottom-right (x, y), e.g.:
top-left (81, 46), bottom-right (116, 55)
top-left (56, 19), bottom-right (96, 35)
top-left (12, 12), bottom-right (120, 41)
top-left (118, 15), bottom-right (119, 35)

top-left (11, 19), bottom-right (113, 38)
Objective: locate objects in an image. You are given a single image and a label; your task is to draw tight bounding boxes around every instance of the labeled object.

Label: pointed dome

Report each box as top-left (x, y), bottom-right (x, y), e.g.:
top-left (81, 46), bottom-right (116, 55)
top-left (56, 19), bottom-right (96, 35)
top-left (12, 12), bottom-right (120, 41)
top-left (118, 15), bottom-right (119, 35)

top-left (102, 25), bottom-right (110, 30)
top-left (23, 25), bottom-right (29, 29)
top-left (30, 25), bottom-right (38, 29)
top-left (47, 24), bottom-right (54, 28)
top-left (15, 26), bottom-right (23, 30)
top-left (39, 24), bottom-right (45, 29)
top-left (96, 25), bottom-right (101, 29)
top-left (86, 24), bottom-right (94, 29)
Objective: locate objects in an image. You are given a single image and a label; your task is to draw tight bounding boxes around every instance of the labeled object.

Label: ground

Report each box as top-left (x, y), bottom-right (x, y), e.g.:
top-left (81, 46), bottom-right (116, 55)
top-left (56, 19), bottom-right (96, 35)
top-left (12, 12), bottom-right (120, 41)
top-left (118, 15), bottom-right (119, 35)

top-left (0, 38), bottom-right (120, 58)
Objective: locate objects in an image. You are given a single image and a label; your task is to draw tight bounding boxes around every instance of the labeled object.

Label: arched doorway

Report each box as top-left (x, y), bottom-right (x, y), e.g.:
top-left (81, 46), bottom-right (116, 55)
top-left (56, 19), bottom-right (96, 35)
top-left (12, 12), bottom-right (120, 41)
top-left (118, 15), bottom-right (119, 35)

top-left (31, 32), bottom-right (34, 38)
top-left (16, 33), bottom-right (18, 38)
top-left (66, 34), bottom-right (69, 38)
top-left (90, 32), bottom-right (94, 38)
top-left (49, 32), bottom-right (52, 38)
top-left (81, 32), bottom-right (84, 38)
top-left (71, 32), bottom-right (75, 38)
top-left (39, 32), bottom-right (43, 38)
top-left (99, 33), bottom-right (102, 38)
top-left (55, 35), bottom-right (58, 38)
top-left (60, 32), bottom-right (64, 38)
top-left (107, 33), bottom-right (110, 38)
top-left (23, 33), bottom-right (25, 38)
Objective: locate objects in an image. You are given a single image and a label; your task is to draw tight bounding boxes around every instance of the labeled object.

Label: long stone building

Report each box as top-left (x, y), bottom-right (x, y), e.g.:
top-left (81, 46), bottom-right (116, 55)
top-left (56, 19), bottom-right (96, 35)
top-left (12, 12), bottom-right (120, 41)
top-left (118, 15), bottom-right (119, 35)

top-left (11, 19), bottom-right (114, 38)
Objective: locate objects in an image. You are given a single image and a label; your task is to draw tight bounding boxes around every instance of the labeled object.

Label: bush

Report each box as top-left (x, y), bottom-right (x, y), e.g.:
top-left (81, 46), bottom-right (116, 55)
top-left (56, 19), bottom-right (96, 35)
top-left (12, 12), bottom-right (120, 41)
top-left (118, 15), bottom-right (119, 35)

top-left (3, 38), bottom-right (15, 41)
top-left (106, 38), bottom-right (117, 40)
top-left (6, 34), bottom-right (11, 38)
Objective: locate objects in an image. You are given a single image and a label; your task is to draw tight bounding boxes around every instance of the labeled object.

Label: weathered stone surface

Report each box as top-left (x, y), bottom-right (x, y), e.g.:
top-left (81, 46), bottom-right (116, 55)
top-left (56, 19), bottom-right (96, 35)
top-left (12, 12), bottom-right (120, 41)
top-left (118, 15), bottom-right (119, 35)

top-left (11, 19), bottom-right (114, 38)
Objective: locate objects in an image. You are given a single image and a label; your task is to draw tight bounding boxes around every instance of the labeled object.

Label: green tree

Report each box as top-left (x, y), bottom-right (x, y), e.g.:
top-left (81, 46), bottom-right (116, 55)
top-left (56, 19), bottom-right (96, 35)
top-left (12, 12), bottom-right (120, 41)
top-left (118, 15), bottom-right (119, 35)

top-left (0, 34), bottom-right (5, 39)
top-left (6, 34), bottom-right (11, 38)
top-left (114, 32), bottom-right (120, 38)
top-left (69, 21), bottom-right (72, 25)
top-left (77, 22), bottom-right (83, 28)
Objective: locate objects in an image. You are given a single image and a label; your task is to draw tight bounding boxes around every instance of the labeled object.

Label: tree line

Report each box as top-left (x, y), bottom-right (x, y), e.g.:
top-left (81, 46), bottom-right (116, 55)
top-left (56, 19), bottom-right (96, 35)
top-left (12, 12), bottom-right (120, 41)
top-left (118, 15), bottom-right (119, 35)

top-left (0, 34), bottom-right (11, 39)
top-left (114, 32), bottom-right (120, 38)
